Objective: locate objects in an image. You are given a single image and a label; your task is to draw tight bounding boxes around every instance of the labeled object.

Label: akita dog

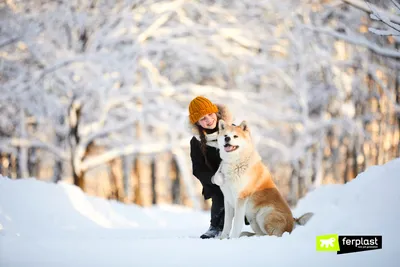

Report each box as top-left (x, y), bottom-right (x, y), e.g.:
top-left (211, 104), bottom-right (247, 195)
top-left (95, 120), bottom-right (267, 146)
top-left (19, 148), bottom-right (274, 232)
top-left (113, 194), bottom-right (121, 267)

top-left (213, 120), bottom-right (313, 239)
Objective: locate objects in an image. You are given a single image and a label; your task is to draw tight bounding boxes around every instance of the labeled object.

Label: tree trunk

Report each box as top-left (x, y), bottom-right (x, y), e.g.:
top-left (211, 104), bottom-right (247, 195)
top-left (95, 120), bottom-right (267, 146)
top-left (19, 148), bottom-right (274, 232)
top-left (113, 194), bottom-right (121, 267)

top-left (28, 148), bottom-right (39, 178)
top-left (151, 157), bottom-right (157, 205)
top-left (172, 148), bottom-right (201, 209)
top-left (298, 159), bottom-right (305, 200)
top-left (54, 160), bottom-right (63, 183)
top-left (332, 135), bottom-right (342, 183)
top-left (11, 153), bottom-right (17, 179)
top-left (18, 109), bottom-right (29, 178)
top-left (109, 158), bottom-right (125, 201)
top-left (1, 153), bottom-right (11, 177)
top-left (73, 171), bottom-right (85, 190)
top-left (54, 115), bottom-right (65, 183)
top-left (122, 155), bottom-right (132, 202)
top-left (312, 141), bottom-right (324, 189)
top-left (344, 141), bottom-right (352, 183)
top-left (396, 46), bottom-right (400, 157)
top-left (68, 98), bottom-right (85, 191)
top-left (132, 120), bottom-right (145, 206)
top-left (171, 155), bottom-right (180, 204)
top-left (289, 161), bottom-right (299, 206)
top-left (132, 156), bottom-right (143, 206)
top-left (0, 152), bottom-right (3, 176)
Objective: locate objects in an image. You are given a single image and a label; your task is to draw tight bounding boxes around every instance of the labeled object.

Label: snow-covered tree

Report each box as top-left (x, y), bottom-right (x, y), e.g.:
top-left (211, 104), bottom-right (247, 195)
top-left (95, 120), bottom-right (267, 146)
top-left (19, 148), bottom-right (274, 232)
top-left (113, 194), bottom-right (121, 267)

top-left (1, 0), bottom-right (399, 207)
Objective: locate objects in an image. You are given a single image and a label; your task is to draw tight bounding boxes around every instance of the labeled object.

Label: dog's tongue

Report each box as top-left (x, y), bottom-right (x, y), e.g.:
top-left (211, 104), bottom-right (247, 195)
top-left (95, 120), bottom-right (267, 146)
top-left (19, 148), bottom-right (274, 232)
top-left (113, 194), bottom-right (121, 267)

top-left (224, 145), bottom-right (235, 152)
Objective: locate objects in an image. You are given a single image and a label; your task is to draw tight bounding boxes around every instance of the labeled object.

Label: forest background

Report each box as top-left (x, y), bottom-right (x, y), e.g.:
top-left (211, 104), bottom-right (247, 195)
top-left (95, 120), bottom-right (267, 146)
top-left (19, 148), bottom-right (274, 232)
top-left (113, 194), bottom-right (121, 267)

top-left (1, 0), bottom-right (399, 209)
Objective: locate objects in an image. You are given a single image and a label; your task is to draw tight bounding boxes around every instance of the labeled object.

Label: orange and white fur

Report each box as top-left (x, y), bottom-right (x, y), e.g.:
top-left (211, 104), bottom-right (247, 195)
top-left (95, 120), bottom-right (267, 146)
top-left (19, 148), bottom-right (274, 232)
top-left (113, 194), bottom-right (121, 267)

top-left (213, 120), bottom-right (313, 239)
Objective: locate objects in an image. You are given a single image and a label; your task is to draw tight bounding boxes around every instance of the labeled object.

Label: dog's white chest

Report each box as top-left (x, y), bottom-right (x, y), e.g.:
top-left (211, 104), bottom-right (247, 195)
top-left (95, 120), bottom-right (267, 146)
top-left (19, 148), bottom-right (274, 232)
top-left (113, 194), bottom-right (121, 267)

top-left (219, 162), bottom-right (250, 206)
top-left (221, 161), bottom-right (249, 182)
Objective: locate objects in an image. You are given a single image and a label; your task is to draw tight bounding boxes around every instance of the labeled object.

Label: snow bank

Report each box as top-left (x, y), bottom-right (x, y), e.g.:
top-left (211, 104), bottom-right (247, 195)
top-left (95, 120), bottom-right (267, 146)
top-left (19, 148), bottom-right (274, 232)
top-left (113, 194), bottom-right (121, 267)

top-left (0, 158), bottom-right (399, 267)
top-left (0, 177), bottom-right (209, 236)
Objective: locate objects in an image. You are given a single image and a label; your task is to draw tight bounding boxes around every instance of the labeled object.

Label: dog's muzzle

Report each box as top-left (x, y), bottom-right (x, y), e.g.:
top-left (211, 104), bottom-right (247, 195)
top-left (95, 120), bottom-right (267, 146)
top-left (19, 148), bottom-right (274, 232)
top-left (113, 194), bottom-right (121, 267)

top-left (224, 143), bottom-right (239, 152)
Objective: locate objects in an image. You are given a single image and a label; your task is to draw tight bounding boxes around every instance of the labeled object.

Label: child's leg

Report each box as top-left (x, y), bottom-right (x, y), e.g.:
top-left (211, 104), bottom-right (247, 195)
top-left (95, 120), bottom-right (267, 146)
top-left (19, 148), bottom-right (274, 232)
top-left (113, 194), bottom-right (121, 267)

top-left (210, 189), bottom-right (225, 229)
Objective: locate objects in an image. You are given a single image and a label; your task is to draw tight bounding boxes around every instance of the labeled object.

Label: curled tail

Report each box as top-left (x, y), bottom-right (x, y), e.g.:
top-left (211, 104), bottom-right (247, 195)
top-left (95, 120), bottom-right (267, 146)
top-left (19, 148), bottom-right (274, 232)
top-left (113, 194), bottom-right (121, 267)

top-left (294, 212), bottom-right (314, 226)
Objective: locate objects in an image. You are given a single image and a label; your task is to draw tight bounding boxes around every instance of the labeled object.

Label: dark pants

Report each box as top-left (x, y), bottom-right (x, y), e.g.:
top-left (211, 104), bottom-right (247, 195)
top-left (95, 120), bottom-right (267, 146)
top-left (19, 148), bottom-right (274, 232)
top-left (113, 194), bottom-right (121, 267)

top-left (210, 190), bottom-right (225, 229)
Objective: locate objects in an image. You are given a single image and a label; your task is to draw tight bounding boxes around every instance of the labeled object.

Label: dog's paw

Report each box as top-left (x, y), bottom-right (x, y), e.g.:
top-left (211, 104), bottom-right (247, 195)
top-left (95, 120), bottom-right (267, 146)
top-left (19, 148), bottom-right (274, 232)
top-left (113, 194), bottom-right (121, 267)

top-left (219, 233), bottom-right (230, 240)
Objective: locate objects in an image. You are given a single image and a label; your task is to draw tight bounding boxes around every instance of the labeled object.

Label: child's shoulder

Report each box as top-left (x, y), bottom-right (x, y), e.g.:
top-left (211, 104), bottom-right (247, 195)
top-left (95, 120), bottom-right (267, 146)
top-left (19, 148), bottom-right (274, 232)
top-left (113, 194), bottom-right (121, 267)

top-left (190, 136), bottom-right (200, 144)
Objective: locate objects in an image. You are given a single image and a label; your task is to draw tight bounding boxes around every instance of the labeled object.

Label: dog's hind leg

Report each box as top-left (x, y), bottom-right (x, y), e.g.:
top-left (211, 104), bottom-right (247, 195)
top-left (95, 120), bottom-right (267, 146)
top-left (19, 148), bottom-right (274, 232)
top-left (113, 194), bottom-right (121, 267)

top-left (262, 212), bottom-right (287, 237)
top-left (250, 219), bottom-right (264, 236)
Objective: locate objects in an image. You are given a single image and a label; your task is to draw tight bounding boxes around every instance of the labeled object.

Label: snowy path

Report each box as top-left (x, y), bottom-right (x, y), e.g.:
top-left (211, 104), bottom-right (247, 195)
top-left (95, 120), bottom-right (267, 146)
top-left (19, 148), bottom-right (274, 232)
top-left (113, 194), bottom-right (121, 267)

top-left (1, 159), bottom-right (400, 267)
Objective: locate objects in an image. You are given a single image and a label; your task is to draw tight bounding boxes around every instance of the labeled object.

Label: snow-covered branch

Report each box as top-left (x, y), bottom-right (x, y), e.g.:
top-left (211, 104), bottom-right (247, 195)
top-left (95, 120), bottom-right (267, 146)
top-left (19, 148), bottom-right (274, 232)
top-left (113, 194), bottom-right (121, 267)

top-left (80, 138), bottom-right (190, 172)
top-left (0, 138), bottom-right (69, 161)
top-left (0, 36), bottom-right (20, 48)
top-left (367, 1), bottom-right (400, 36)
top-left (342, 0), bottom-right (400, 36)
top-left (305, 26), bottom-right (400, 58)
top-left (341, 0), bottom-right (400, 25)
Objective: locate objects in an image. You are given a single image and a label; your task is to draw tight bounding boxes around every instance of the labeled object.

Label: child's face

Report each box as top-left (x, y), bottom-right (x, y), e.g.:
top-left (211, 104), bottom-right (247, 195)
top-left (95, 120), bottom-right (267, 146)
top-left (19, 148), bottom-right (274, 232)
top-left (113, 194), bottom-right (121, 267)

top-left (197, 113), bottom-right (217, 129)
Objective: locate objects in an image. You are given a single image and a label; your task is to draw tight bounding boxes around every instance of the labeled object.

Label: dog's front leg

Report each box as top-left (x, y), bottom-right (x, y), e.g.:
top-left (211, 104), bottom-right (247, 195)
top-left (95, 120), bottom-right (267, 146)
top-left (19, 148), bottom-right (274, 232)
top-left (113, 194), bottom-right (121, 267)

top-left (230, 198), bottom-right (247, 238)
top-left (220, 198), bottom-right (234, 240)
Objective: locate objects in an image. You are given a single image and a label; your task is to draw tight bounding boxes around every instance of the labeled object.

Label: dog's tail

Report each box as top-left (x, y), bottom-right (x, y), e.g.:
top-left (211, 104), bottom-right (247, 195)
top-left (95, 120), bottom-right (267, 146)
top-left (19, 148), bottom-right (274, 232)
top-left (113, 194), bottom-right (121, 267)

top-left (294, 212), bottom-right (314, 226)
top-left (239, 231), bottom-right (256, 237)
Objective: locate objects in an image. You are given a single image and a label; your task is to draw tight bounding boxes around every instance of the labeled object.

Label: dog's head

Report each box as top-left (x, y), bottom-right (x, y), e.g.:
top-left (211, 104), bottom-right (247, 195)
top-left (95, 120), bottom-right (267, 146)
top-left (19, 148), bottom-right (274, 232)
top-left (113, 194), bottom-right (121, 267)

top-left (217, 120), bottom-right (252, 161)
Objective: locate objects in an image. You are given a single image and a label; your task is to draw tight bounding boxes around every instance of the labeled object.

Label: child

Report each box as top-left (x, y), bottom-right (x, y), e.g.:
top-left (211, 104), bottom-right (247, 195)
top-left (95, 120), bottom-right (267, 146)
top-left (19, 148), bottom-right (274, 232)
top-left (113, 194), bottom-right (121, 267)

top-left (188, 96), bottom-right (233, 239)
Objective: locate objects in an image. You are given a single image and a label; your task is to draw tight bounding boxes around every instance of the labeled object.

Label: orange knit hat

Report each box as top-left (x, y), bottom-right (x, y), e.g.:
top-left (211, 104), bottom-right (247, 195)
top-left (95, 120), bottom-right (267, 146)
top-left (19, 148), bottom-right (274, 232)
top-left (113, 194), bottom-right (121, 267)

top-left (188, 96), bottom-right (219, 124)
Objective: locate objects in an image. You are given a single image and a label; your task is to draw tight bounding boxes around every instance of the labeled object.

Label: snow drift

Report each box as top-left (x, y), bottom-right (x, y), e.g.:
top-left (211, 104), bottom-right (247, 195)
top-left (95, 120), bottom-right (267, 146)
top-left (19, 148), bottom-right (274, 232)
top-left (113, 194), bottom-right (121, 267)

top-left (0, 158), bottom-right (399, 267)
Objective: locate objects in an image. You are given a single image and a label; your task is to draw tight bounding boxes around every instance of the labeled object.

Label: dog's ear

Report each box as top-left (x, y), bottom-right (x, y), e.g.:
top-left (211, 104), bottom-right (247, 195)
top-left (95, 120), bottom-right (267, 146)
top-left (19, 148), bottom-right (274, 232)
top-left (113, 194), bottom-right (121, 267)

top-left (218, 119), bottom-right (226, 131)
top-left (239, 120), bottom-right (248, 131)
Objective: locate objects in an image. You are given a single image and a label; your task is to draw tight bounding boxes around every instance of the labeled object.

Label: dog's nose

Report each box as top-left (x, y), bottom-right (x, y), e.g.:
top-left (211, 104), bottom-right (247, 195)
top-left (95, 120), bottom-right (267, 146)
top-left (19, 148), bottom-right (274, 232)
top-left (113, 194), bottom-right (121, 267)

top-left (225, 136), bottom-right (231, 142)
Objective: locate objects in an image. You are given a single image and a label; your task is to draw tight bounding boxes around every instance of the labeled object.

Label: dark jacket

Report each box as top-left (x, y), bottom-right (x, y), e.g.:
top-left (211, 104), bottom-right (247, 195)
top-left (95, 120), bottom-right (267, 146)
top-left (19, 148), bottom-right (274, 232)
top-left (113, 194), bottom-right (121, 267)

top-left (187, 103), bottom-right (232, 200)
top-left (190, 136), bottom-right (222, 199)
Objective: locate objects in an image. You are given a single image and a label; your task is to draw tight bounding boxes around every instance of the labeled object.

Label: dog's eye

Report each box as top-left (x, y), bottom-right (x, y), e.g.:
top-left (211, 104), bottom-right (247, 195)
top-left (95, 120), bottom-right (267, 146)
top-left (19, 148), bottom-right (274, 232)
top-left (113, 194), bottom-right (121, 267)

top-left (224, 135), bottom-right (227, 137)
top-left (234, 135), bottom-right (238, 138)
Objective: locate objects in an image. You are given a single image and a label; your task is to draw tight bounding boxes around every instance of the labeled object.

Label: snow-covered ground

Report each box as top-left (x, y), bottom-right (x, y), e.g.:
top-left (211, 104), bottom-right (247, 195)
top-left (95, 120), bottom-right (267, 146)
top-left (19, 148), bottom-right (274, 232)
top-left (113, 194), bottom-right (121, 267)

top-left (1, 158), bottom-right (399, 267)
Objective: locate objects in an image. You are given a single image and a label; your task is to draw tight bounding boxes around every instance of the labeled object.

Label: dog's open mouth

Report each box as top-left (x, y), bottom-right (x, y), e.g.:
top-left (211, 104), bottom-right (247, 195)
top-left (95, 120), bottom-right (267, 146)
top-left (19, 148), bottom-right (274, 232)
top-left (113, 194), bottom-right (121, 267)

top-left (224, 144), bottom-right (239, 152)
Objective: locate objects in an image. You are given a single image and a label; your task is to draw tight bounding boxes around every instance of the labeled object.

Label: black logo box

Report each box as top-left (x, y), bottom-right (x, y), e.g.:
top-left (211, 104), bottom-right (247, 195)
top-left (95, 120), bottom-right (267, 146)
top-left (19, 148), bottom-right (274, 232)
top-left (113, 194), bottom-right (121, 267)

top-left (338, 235), bottom-right (382, 255)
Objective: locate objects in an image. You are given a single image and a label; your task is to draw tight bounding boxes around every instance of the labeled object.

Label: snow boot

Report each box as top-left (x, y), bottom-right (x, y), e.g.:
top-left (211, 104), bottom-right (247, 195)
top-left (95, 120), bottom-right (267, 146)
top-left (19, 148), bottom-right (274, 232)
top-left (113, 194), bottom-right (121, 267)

top-left (200, 225), bottom-right (222, 239)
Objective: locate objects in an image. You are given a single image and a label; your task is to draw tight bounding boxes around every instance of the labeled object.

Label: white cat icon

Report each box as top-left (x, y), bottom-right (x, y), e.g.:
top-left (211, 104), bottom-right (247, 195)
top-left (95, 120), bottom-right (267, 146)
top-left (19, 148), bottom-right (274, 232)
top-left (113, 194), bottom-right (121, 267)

top-left (320, 237), bottom-right (336, 248)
